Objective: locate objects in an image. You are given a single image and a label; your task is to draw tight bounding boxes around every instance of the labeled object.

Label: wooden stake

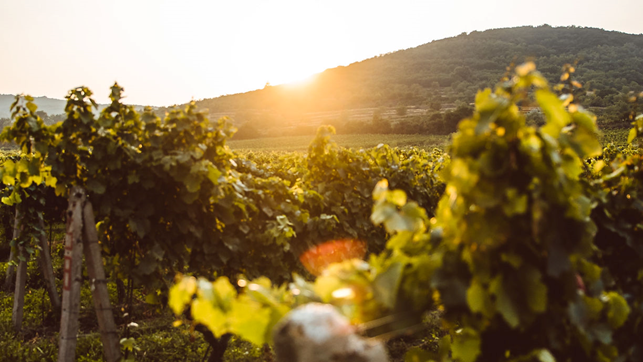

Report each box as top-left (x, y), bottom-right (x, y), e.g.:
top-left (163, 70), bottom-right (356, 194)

top-left (38, 218), bottom-right (60, 310)
top-left (3, 209), bottom-right (20, 291)
top-left (3, 247), bottom-right (15, 290)
top-left (58, 187), bottom-right (86, 362)
top-left (11, 244), bottom-right (27, 332)
top-left (82, 200), bottom-right (121, 362)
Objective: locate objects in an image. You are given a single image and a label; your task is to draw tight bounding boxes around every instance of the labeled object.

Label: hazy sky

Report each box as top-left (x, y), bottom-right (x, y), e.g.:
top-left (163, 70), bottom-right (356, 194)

top-left (1, 0), bottom-right (642, 106)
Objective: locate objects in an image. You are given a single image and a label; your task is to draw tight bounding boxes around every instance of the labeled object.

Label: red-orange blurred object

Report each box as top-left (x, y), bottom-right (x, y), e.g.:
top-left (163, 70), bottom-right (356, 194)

top-left (575, 273), bottom-right (586, 292)
top-left (299, 239), bottom-right (367, 276)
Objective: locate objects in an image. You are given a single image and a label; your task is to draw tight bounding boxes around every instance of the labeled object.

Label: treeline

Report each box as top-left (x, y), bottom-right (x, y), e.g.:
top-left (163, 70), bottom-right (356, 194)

top-left (232, 105), bottom-right (474, 139)
top-left (329, 105), bottom-right (474, 136)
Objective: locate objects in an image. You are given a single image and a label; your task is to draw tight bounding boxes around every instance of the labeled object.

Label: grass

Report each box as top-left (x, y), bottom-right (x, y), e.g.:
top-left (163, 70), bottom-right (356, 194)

top-left (228, 126), bottom-right (632, 153)
top-left (228, 134), bottom-right (450, 152)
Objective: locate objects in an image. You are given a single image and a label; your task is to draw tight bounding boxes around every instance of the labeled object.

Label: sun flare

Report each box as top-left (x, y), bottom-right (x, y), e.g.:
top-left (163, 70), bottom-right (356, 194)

top-left (267, 69), bottom-right (318, 87)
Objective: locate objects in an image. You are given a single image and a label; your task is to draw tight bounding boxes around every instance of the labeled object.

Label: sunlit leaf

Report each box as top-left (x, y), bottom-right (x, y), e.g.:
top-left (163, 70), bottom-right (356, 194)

top-left (372, 262), bottom-right (403, 309)
top-left (169, 276), bottom-right (197, 315)
top-left (606, 292), bottom-right (630, 329)
top-left (452, 328), bottom-right (481, 362)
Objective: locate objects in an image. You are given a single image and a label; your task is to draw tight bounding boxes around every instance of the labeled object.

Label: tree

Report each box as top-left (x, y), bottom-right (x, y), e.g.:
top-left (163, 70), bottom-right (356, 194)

top-left (371, 117), bottom-right (392, 134)
top-left (396, 104), bottom-right (407, 116)
top-left (453, 66), bottom-right (473, 81)
top-left (233, 123), bottom-right (261, 140)
top-left (442, 104), bottom-right (473, 133)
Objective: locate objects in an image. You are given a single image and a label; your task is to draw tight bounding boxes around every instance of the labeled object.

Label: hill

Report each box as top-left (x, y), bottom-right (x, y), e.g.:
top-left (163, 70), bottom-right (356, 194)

top-left (0, 95), bottom-right (151, 128)
top-left (190, 25), bottom-right (643, 137)
top-left (0, 95), bottom-right (68, 119)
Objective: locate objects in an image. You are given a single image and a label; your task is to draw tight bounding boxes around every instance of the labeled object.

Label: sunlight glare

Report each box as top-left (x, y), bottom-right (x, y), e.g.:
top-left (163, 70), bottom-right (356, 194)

top-left (269, 71), bottom-right (318, 87)
top-left (331, 288), bottom-right (355, 299)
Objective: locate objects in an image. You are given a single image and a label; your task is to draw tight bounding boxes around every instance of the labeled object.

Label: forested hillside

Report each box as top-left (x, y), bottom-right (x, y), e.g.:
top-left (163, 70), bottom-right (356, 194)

top-left (192, 25), bottom-right (643, 132)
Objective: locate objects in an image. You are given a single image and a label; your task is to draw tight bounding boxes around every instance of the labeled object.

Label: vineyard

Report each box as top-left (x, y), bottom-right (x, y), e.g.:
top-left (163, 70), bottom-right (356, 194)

top-left (228, 133), bottom-right (449, 152)
top-left (0, 62), bottom-right (642, 362)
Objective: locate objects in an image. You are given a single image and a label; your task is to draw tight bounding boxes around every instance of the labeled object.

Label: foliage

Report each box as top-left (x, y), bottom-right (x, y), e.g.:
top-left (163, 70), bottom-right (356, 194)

top-left (428, 62), bottom-right (624, 362)
top-left (4, 58), bottom-right (643, 362)
top-left (171, 62), bottom-right (642, 362)
top-left (0, 97), bottom-right (63, 266)
top-left (584, 116), bottom-right (643, 361)
top-left (0, 84), bottom-right (448, 299)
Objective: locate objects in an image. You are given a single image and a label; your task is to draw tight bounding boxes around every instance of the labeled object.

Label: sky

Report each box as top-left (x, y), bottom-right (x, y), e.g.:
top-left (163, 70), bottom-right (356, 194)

top-left (1, 0), bottom-right (642, 106)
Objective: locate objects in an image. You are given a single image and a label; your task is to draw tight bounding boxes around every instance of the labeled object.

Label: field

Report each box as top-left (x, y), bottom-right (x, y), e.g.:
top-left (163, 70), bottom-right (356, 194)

top-left (228, 127), bottom-right (629, 153)
top-left (228, 133), bottom-right (450, 152)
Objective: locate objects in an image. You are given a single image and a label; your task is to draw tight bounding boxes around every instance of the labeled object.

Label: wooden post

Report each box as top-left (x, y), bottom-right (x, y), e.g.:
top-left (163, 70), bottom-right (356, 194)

top-left (3, 247), bottom-right (15, 290)
top-left (58, 187), bottom-right (86, 362)
top-left (11, 244), bottom-right (27, 332)
top-left (3, 209), bottom-right (20, 291)
top-left (38, 218), bottom-right (60, 310)
top-left (82, 200), bottom-right (121, 362)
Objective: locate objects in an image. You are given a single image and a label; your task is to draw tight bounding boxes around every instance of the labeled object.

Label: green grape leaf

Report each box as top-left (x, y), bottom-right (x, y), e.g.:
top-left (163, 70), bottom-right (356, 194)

top-left (313, 275), bottom-right (343, 303)
top-left (229, 296), bottom-right (271, 346)
top-left (568, 126), bottom-right (601, 158)
top-left (86, 179), bottom-right (106, 194)
top-left (386, 231), bottom-right (414, 250)
top-left (18, 171), bottom-right (31, 188)
top-left (212, 277), bottom-right (237, 311)
top-left (184, 173), bottom-right (202, 193)
top-left (2, 172), bottom-right (15, 185)
top-left (371, 203), bottom-right (397, 226)
top-left (523, 268), bottom-right (547, 313)
top-left (26, 101), bottom-right (38, 113)
top-left (536, 349), bottom-right (556, 362)
top-left (388, 189), bottom-right (407, 206)
top-left (384, 213), bottom-right (419, 234)
top-left (606, 292), bottom-right (630, 329)
top-left (373, 262), bottom-right (403, 309)
top-left (467, 280), bottom-right (494, 318)
top-left (503, 189), bottom-right (527, 216)
top-left (2, 159), bottom-right (16, 185)
top-left (627, 128), bottom-right (637, 144)
top-left (207, 165), bottom-right (222, 185)
top-left (490, 276), bottom-right (519, 328)
top-left (372, 179), bottom-right (389, 201)
top-left (145, 293), bottom-right (160, 305)
top-left (583, 296), bottom-right (604, 321)
top-left (27, 158), bottom-right (40, 176)
top-left (120, 337), bottom-right (136, 352)
top-left (537, 89), bottom-right (571, 138)
top-left (404, 347), bottom-right (433, 362)
top-left (192, 297), bottom-right (228, 337)
top-left (452, 328), bottom-right (481, 362)
top-left (168, 276), bottom-right (197, 315)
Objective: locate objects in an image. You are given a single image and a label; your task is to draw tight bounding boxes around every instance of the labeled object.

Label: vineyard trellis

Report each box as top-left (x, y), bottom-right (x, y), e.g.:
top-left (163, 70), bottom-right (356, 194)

top-left (170, 63), bottom-right (643, 362)
top-left (0, 62), bottom-right (641, 362)
top-left (58, 186), bottom-right (119, 362)
top-left (0, 83), bottom-right (446, 360)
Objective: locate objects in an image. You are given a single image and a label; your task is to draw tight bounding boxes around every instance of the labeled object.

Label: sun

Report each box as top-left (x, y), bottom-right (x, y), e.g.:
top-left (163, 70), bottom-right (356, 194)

top-left (265, 65), bottom-right (320, 87)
